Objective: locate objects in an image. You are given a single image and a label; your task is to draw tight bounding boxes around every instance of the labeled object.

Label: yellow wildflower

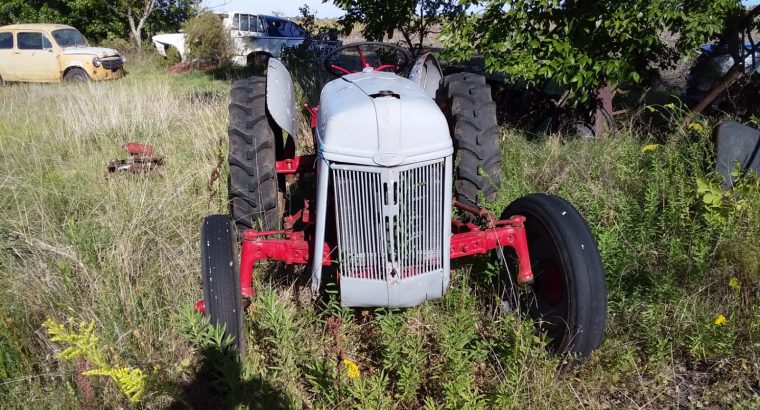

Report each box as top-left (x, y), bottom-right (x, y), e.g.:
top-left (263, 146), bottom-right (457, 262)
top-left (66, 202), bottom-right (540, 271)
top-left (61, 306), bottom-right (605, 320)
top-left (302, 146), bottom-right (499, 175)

top-left (44, 318), bottom-right (148, 404)
top-left (84, 367), bottom-right (147, 404)
top-left (714, 314), bottom-right (727, 326)
top-left (641, 144), bottom-right (660, 153)
top-left (688, 122), bottom-right (705, 133)
top-left (342, 358), bottom-right (360, 379)
top-left (728, 277), bottom-right (741, 290)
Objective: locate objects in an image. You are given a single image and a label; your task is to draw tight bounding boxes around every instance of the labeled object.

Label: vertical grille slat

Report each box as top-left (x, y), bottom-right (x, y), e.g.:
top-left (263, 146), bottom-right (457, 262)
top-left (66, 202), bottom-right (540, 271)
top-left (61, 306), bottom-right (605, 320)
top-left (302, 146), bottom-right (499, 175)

top-left (332, 159), bottom-right (445, 282)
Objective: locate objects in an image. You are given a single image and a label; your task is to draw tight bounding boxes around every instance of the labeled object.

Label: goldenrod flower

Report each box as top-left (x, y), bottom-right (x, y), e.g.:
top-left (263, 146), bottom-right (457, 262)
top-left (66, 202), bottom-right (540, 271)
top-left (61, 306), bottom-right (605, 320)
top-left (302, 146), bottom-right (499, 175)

top-left (342, 358), bottom-right (360, 379)
top-left (44, 318), bottom-right (148, 404)
top-left (641, 144), bottom-right (659, 153)
top-left (688, 122), bottom-right (705, 133)
top-left (714, 314), bottom-right (727, 326)
top-left (84, 367), bottom-right (147, 403)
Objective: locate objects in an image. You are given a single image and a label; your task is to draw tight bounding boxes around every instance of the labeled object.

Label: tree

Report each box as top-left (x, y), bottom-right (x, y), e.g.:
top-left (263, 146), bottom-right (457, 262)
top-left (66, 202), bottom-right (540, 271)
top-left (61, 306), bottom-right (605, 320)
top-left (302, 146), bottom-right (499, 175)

top-left (332, 0), bottom-right (464, 56)
top-left (440, 0), bottom-right (741, 108)
top-left (0, 0), bottom-right (195, 44)
top-left (107, 0), bottom-right (198, 48)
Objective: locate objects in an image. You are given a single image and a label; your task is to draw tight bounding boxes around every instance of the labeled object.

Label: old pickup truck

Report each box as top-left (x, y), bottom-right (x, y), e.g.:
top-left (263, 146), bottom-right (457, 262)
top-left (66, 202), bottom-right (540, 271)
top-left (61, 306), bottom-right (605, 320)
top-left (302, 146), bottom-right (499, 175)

top-left (0, 24), bottom-right (124, 84)
top-left (152, 11), bottom-right (339, 66)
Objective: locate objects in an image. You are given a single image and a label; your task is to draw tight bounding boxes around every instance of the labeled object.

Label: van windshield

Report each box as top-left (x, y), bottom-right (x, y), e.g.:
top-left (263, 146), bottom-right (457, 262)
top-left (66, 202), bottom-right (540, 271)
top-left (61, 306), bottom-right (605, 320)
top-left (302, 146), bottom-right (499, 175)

top-left (52, 28), bottom-right (87, 47)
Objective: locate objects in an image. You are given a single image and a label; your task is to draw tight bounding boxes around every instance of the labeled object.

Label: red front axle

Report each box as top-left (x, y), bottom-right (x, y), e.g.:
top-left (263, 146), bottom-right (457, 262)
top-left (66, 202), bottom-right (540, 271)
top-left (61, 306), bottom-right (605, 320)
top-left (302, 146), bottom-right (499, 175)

top-left (230, 215), bottom-right (532, 302)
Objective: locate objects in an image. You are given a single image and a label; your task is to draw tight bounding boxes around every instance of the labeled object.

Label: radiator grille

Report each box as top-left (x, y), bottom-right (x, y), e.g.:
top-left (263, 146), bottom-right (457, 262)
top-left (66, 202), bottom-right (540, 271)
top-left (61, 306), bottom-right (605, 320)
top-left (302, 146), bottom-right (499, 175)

top-left (101, 58), bottom-right (123, 70)
top-left (332, 159), bottom-right (445, 282)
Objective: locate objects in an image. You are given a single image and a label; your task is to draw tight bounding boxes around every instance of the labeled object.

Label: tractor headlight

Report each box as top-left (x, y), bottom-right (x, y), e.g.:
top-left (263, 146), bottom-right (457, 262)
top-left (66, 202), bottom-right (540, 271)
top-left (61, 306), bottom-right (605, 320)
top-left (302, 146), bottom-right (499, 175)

top-left (92, 57), bottom-right (101, 67)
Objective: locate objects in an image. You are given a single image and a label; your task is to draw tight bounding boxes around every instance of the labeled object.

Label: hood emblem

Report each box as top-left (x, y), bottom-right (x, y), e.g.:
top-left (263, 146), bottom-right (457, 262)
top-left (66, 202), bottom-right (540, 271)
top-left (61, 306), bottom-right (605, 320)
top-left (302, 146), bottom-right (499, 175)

top-left (373, 152), bottom-right (405, 166)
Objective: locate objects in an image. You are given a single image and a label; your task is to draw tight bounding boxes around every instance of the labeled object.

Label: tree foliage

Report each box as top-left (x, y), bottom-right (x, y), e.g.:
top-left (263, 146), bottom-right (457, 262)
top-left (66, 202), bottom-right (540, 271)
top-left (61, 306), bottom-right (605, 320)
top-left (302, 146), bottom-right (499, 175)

top-left (441, 0), bottom-right (742, 104)
top-left (332, 0), bottom-right (464, 56)
top-left (108, 0), bottom-right (198, 48)
top-left (0, 0), bottom-right (196, 44)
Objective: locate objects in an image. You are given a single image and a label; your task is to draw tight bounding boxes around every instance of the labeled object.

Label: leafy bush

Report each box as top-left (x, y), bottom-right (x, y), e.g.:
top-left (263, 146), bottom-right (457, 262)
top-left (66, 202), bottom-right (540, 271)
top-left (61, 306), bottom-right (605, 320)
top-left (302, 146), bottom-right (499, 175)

top-left (333, 0), bottom-right (464, 56)
top-left (182, 12), bottom-right (233, 66)
top-left (441, 0), bottom-right (741, 105)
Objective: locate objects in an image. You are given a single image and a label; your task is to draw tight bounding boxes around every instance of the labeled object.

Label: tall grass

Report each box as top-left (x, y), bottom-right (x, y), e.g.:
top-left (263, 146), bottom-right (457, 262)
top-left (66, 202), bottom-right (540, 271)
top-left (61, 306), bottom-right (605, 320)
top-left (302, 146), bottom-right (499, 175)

top-left (0, 63), bottom-right (228, 406)
top-left (0, 58), bottom-right (758, 408)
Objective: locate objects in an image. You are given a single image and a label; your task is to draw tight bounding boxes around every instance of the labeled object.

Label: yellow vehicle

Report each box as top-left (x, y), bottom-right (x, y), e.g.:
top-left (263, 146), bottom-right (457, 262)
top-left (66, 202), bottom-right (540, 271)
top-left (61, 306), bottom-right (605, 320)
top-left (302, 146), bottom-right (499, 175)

top-left (0, 24), bottom-right (124, 84)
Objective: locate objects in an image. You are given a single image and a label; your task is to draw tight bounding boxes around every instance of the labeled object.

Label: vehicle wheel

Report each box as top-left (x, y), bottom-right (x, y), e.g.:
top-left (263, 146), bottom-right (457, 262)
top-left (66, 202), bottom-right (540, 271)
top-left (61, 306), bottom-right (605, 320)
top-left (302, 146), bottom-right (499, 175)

top-left (201, 215), bottom-right (245, 356)
top-left (63, 67), bottom-right (90, 82)
top-left (438, 72), bottom-right (501, 213)
top-left (498, 194), bottom-right (606, 360)
top-left (228, 77), bottom-right (284, 232)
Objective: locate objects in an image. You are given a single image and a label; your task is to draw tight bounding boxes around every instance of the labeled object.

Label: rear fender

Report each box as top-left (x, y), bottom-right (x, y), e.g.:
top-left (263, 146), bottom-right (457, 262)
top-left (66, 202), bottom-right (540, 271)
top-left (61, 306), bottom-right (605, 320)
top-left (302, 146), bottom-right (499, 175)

top-left (408, 53), bottom-right (443, 98)
top-left (266, 58), bottom-right (296, 137)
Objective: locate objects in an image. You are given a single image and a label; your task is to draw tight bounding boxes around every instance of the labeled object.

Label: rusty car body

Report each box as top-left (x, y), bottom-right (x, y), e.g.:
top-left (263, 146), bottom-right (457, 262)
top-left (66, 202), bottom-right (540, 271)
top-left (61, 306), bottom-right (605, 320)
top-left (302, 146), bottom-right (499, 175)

top-left (0, 24), bottom-right (125, 84)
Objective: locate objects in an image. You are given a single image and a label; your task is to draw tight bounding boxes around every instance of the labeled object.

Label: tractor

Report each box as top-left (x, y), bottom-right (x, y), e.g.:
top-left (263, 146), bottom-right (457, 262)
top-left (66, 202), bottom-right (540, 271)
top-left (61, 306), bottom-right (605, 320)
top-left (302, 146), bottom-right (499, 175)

top-left (198, 42), bottom-right (607, 360)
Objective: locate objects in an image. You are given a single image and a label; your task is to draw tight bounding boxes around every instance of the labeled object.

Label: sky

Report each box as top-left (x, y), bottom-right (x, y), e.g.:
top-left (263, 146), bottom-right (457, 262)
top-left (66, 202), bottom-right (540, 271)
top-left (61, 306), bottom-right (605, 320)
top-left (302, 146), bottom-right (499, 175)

top-left (205, 0), bottom-right (760, 19)
top-left (202, 0), bottom-right (345, 18)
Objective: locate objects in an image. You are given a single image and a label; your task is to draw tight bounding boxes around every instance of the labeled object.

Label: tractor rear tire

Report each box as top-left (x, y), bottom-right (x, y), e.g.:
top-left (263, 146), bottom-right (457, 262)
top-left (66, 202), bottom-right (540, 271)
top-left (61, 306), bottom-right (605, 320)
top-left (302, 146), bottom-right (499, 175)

top-left (228, 77), bottom-right (284, 232)
top-left (201, 215), bottom-right (245, 357)
top-left (438, 72), bottom-right (501, 212)
top-left (499, 194), bottom-right (607, 361)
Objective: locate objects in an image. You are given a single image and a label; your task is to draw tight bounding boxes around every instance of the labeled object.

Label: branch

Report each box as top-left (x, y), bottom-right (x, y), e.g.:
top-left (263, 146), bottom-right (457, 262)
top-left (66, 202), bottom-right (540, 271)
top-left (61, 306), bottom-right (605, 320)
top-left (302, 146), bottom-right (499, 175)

top-left (683, 38), bottom-right (760, 127)
top-left (683, 65), bottom-right (743, 127)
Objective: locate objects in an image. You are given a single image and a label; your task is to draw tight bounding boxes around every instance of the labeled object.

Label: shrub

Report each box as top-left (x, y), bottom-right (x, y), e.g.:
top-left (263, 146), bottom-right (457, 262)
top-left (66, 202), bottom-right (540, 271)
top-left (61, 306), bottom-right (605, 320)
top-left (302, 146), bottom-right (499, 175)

top-left (182, 12), bottom-right (233, 67)
top-left (100, 36), bottom-right (134, 57)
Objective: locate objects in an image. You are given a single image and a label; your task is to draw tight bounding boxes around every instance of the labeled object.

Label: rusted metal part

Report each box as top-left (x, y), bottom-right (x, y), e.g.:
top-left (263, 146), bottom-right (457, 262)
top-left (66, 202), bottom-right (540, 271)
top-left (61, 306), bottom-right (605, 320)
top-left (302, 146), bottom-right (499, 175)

top-left (452, 198), bottom-right (497, 226)
top-left (122, 142), bottom-right (155, 156)
top-left (107, 143), bottom-right (165, 176)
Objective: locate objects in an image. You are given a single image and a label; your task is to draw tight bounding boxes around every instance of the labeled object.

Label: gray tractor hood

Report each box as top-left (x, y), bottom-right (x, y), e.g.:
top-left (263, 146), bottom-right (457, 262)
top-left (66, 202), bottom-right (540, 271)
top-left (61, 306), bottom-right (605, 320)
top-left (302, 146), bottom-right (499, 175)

top-left (316, 71), bottom-right (453, 166)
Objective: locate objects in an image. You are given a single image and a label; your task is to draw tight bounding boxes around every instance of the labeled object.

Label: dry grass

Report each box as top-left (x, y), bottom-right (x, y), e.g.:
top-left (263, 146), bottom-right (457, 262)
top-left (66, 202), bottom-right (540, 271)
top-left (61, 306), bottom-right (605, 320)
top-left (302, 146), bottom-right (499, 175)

top-left (0, 61), bottom-right (228, 405)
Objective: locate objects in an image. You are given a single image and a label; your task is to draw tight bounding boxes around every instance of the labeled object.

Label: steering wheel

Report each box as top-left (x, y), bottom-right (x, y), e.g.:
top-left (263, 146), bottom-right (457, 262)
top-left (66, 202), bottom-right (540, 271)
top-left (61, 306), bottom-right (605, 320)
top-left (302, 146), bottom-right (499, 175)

top-left (323, 41), bottom-right (411, 78)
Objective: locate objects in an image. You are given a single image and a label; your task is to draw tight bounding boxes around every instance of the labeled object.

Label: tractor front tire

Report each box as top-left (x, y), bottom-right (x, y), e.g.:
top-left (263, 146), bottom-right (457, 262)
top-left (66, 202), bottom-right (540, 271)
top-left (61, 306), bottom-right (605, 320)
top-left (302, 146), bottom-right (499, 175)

top-left (228, 77), bottom-right (284, 232)
top-left (499, 194), bottom-right (607, 361)
top-left (438, 72), bottom-right (501, 211)
top-left (201, 215), bottom-right (245, 357)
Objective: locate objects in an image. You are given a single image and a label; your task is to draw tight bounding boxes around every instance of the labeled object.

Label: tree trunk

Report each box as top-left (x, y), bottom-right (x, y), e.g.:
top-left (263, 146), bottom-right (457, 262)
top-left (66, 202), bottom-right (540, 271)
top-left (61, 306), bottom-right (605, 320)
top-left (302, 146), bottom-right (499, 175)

top-left (128, 16), bottom-right (142, 49)
top-left (592, 83), bottom-right (614, 137)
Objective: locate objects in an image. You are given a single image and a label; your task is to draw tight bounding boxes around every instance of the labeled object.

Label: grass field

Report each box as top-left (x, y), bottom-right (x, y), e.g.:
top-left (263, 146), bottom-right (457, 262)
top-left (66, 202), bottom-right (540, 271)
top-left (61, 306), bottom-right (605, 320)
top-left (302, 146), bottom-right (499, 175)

top-left (1, 55), bottom-right (759, 409)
